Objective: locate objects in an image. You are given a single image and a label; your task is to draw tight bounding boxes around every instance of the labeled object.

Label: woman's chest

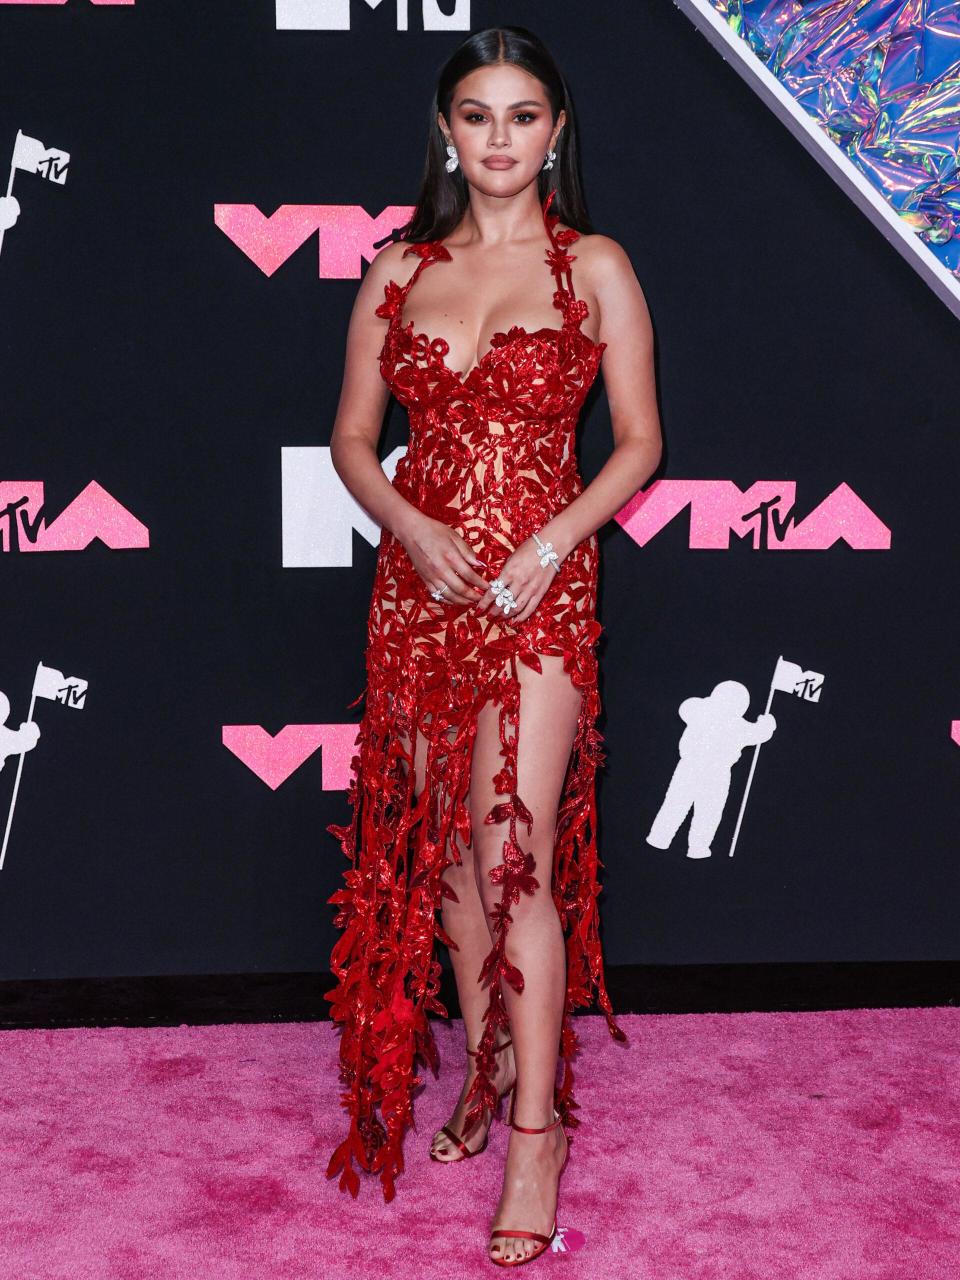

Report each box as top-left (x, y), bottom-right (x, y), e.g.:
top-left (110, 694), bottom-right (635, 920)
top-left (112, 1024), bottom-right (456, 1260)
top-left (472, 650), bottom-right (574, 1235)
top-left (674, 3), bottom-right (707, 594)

top-left (380, 321), bottom-right (604, 420)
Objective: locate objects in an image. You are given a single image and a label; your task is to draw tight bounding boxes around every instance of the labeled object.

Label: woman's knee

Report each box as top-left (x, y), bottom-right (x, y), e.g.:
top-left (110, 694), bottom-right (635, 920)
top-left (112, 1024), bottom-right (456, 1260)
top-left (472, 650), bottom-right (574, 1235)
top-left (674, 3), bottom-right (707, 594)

top-left (473, 826), bottom-right (556, 917)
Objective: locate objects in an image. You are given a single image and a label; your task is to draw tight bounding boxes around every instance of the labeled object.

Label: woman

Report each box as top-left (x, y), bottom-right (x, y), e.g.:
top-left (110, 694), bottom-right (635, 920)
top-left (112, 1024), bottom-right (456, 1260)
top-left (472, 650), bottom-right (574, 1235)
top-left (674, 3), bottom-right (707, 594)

top-left (325, 24), bottom-right (661, 1268)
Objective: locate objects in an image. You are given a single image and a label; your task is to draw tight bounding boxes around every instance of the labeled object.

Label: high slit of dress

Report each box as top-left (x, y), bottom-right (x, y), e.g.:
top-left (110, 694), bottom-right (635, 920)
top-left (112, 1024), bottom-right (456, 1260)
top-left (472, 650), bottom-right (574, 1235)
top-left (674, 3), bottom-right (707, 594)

top-left (324, 189), bottom-right (628, 1202)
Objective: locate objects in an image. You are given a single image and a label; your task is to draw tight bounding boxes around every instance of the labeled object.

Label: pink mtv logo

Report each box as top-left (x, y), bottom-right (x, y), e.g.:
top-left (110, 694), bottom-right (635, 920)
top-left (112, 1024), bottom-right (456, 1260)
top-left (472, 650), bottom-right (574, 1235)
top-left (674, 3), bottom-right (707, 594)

top-left (214, 204), bottom-right (413, 277)
top-left (223, 723), bottom-right (359, 790)
top-left (618, 479), bottom-right (890, 550)
top-left (0, 481), bottom-right (148, 551)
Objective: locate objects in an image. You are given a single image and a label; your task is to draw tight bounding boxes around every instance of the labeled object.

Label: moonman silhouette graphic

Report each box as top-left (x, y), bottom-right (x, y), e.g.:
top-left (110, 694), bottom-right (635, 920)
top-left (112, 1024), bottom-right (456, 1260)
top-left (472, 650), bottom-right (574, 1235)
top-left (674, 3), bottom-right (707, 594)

top-left (0, 691), bottom-right (40, 773)
top-left (646, 680), bottom-right (775, 859)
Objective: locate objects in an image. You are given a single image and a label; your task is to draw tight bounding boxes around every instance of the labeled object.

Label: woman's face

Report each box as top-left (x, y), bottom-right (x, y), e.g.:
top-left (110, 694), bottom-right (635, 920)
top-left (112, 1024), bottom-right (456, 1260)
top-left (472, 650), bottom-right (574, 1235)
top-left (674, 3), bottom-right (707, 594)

top-left (439, 63), bottom-right (564, 198)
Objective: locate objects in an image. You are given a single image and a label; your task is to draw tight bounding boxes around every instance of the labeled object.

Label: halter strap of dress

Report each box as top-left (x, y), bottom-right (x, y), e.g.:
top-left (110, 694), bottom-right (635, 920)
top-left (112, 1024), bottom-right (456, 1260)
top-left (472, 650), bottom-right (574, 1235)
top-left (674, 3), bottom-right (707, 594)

top-left (541, 188), bottom-right (581, 302)
top-left (396, 239), bottom-right (451, 305)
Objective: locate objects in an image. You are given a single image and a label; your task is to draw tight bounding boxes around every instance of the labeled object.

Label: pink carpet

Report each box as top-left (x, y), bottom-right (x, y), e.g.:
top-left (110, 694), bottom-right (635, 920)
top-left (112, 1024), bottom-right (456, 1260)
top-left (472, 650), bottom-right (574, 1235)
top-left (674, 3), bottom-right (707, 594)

top-left (1, 1006), bottom-right (957, 1278)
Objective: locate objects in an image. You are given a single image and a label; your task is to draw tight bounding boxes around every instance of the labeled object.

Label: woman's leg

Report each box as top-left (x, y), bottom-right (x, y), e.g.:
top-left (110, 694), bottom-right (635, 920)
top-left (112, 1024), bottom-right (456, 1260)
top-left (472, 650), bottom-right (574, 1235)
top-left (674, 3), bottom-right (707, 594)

top-left (471, 654), bottom-right (582, 1263)
top-left (406, 709), bottom-right (516, 1159)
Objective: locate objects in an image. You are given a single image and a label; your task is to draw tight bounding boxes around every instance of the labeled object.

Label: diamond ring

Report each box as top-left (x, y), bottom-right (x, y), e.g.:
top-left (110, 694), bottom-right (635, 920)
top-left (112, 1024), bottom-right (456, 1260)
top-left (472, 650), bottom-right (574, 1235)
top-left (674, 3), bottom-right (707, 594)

top-left (489, 578), bottom-right (518, 615)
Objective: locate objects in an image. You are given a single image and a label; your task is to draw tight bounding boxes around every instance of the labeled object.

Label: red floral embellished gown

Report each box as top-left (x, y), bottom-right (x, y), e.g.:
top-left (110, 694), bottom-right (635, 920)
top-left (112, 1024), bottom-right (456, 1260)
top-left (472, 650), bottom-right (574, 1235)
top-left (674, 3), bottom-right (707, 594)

top-left (325, 190), bottom-right (627, 1202)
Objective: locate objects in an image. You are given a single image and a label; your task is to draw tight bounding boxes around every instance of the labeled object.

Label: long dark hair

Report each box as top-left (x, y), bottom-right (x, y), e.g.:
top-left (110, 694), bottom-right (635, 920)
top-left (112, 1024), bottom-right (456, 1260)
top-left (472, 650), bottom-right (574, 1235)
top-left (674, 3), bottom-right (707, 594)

top-left (388, 26), bottom-right (595, 245)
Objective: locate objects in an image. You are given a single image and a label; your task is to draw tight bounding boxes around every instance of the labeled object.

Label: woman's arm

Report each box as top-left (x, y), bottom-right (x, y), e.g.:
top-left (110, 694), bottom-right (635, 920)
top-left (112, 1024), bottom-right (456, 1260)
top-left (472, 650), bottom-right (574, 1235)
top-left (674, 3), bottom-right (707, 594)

top-left (537, 235), bottom-right (662, 561)
top-left (328, 240), bottom-right (490, 606)
top-left (328, 239), bottom-right (423, 542)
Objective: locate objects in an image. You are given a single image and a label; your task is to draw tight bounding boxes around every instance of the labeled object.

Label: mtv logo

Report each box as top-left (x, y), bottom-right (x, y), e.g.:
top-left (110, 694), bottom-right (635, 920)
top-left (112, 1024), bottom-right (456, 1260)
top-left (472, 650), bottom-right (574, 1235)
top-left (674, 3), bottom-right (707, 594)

top-left (276, 0), bottom-right (470, 31)
top-left (618, 480), bottom-right (890, 552)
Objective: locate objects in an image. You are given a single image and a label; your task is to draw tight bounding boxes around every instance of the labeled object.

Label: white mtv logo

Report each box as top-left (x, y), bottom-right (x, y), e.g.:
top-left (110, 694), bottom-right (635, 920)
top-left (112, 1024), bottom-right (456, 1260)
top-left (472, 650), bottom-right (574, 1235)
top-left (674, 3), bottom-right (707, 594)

top-left (276, 0), bottom-right (470, 30)
top-left (281, 444), bottom-right (405, 566)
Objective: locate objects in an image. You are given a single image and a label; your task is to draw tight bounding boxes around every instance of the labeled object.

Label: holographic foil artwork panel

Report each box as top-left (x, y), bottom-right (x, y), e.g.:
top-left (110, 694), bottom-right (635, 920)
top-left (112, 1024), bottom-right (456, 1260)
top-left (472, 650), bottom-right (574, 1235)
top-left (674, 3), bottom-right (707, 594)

top-left (675, 0), bottom-right (960, 318)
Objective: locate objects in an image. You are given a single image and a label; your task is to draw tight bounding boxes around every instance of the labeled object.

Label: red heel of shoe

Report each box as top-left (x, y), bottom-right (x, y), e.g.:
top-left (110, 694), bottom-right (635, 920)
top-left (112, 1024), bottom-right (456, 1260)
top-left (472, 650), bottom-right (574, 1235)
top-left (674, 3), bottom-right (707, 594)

top-left (487, 1093), bottom-right (569, 1268)
top-left (429, 1037), bottom-right (515, 1163)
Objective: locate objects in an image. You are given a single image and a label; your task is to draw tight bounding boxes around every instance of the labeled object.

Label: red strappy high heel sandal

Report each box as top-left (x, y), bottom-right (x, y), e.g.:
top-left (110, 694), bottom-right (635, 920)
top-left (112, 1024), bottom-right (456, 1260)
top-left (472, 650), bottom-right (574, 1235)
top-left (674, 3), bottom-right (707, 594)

top-left (487, 1091), bottom-right (570, 1268)
top-left (429, 1037), bottom-right (516, 1162)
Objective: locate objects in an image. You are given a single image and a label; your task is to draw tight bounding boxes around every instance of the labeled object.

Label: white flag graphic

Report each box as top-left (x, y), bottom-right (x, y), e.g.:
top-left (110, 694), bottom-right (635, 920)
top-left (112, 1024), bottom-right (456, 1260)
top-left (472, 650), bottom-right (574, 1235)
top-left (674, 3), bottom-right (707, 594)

top-left (33, 662), bottom-right (87, 709)
top-left (729, 653), bottom-right (825, 857)
top-left (12, 131), bottom-right (70, 185)
top-left (771, 656), bottom-right (825, 702)
top-left (2, 659), bottom-right (89, 870)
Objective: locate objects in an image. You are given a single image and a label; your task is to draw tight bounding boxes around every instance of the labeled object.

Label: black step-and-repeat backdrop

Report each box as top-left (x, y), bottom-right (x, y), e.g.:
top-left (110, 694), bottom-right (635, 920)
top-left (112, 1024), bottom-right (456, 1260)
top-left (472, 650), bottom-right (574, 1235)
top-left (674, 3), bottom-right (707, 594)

top-left (2, 0), bottom-right (957, 984)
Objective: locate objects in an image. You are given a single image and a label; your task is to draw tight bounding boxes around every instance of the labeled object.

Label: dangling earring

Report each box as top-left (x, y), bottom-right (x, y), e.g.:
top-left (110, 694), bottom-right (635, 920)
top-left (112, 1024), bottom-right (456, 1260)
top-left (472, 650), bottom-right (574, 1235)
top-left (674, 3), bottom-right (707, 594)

top-left (444, 142), bottom-right (460, 173)
top-left (542, 147), bottom-right (557, 171)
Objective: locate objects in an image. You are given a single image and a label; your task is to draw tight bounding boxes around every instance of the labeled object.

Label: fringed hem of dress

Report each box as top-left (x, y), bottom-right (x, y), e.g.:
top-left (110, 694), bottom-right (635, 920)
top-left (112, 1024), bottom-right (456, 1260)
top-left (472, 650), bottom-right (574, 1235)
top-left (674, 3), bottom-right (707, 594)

top-left (324, 641), bottom-right (627, 1203)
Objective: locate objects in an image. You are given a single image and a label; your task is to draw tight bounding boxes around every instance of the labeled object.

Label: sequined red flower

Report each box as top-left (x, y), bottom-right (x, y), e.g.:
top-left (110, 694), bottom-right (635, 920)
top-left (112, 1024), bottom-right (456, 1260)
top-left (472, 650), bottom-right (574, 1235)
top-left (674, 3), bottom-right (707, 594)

top-left (489, 324), bottom-right (527, 349)
top-left (546, 246), bottom-right (577, 276)
top-left (374, 279), bottom-right (405, 320)
top-left (563, 297), bottom-right (590, 327)
top-left (402, 240), bottom-right (451, 262)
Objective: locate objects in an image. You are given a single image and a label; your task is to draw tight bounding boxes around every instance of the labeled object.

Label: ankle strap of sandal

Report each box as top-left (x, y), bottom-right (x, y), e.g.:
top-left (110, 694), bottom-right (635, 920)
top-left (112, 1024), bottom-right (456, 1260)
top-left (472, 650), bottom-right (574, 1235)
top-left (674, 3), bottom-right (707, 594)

top-left (508, 1101), bottom-right (562, 1135)
top-left (512, 1105), bottom-right (563, 1136)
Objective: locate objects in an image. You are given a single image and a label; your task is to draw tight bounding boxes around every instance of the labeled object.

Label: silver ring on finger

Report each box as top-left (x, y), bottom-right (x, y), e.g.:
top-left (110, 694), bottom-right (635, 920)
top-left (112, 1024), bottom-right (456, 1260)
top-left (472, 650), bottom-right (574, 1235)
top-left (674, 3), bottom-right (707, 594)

top-left (430, 583), bottom-right (449, 601)
top-left (489, 578), bottom-right (519, 615)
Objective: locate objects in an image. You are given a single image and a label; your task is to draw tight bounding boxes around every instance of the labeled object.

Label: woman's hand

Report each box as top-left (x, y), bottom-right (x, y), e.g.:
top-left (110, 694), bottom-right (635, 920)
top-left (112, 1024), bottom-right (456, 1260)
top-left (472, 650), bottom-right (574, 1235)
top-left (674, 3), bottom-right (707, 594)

top-left (399, 514), bottom-right (490, 606)
top-left (472, 534), bottom-right (560, 624)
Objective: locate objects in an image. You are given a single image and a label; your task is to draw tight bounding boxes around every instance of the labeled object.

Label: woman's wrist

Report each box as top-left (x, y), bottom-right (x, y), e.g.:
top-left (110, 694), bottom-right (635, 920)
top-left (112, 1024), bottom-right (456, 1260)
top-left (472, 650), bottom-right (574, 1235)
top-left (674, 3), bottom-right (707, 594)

top-left (532, 514), bottom-right (576, 565)
top-left (392, 503), bottom-right (429, 547)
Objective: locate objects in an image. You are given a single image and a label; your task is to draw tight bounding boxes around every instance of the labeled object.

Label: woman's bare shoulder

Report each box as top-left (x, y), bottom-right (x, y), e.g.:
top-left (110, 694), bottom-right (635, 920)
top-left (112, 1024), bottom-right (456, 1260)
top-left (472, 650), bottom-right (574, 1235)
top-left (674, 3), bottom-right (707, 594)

top-left (367, 236), bottom-right (425, 288)
top-left (563, 227), bottom-right (636, 284)
top-left (356, 236), bottom-right (427, 317)
top-left (559, 225), bottom-right (650, 337)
